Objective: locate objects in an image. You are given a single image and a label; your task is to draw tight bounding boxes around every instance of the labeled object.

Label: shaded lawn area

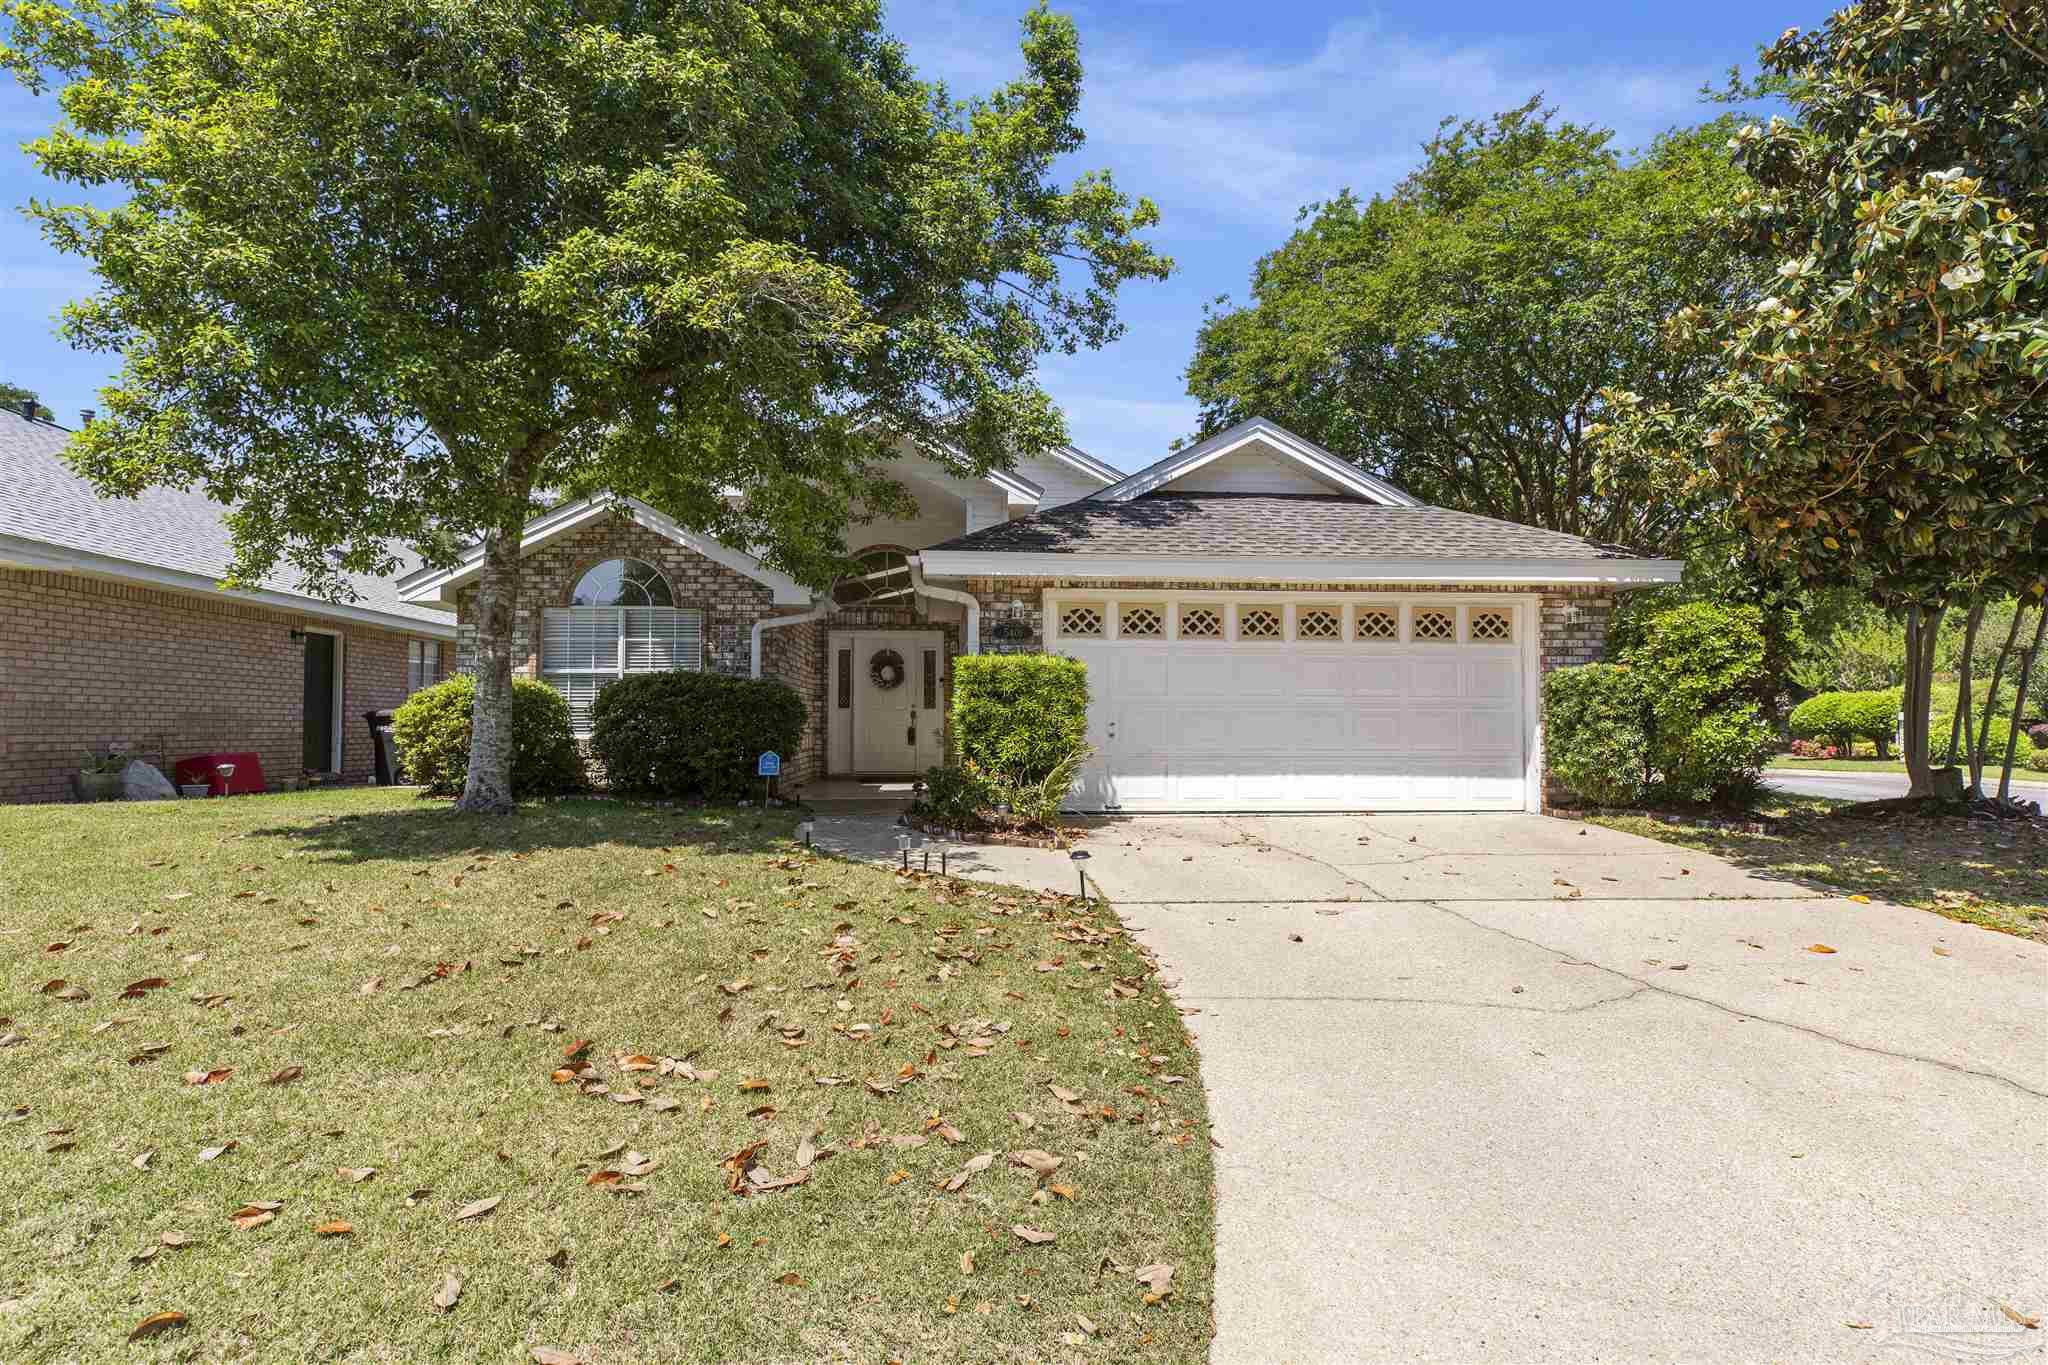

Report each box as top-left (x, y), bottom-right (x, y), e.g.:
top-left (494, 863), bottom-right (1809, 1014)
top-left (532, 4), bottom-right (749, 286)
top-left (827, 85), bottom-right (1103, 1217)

top-left (1589, 797), bottom-right (2048, 941)
top-left (0, 789), bottom-right (1213, 1363)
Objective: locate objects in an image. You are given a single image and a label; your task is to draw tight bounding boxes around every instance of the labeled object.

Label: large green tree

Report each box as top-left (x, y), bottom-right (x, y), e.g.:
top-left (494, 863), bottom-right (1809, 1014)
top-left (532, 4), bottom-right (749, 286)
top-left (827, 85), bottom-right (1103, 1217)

top-left (2, 0), bottom-right (1169, 812)
top-left (1184, 100), bottom-right (1760, 553)
top-left (1596, 0), bottom-right (2048, 798)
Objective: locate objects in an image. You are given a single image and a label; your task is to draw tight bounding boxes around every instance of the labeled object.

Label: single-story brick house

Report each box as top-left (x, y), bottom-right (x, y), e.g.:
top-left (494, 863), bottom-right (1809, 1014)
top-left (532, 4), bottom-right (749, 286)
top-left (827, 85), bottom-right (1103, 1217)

top-left (0, 403), bottom-right (456, 803)
top-left (399, 418), bottom-right (1678, 811)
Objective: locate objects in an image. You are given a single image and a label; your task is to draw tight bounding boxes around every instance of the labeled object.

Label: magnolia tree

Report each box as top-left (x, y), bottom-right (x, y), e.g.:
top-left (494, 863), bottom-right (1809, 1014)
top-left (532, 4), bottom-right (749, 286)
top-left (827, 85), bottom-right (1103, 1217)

top-left (1597, 0), bottom-right (2048, 799)
top-left (1, 0), bottom-right (1170, 812)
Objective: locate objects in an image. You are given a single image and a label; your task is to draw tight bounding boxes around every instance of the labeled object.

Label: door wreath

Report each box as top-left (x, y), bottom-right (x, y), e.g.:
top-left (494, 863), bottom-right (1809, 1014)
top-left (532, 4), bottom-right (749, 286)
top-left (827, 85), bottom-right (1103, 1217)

top-left (868, 648), bottom-right (906, 691)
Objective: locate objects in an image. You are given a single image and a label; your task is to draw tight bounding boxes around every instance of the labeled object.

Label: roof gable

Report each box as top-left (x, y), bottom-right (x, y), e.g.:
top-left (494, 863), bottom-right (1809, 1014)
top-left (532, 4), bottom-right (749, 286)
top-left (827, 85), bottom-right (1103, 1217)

top-left (1092, 417), bottom-right (1420, 507)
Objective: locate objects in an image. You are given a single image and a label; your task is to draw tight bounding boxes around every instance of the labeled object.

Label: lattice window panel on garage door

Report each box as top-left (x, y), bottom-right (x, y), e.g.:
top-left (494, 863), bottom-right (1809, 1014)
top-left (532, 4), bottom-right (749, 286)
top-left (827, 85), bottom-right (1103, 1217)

top-left (1058, 605), bottom-right (1104, 637)
top-left (1120, 605), bottom-right (1165, 638)
top-left (1238, 606), bottom-right (1282, 639)
top-left (1296, 607), bottom-right (1342, 639)
top-left (1178, 605), bottom-right (1222, 638)
top-left (1412, 608), bottom-right (1455, 641)
top-left (1354, 607), bottom-right (1398, 641)
top-left (1469, 608), bottom-right (1513, 642)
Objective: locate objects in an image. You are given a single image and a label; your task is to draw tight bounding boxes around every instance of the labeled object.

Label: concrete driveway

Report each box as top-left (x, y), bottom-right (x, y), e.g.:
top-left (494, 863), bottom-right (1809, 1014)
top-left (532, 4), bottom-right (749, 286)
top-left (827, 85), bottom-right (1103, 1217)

top-left (819, 811), bottom-right (2048, 1362)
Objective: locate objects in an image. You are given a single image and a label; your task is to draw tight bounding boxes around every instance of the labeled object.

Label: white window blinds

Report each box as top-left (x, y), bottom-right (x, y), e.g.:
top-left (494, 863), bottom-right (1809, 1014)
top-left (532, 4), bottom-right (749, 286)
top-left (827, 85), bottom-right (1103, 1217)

top-left (541, 606), bottom-right (702, 734)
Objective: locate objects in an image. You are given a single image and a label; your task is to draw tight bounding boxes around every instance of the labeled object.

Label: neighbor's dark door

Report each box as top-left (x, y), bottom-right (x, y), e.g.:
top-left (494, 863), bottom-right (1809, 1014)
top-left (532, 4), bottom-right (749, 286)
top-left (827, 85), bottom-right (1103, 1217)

top-left (303, 633), bottom-right (336, 772)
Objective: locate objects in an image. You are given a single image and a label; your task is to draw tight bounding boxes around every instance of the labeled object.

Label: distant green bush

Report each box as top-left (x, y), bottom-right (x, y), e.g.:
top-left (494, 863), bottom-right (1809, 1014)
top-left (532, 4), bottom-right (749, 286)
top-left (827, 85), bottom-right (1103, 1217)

top-left (587, 671), bottom-right (806, 801)
top-left (1789, 689), bottom-right (1899, 753)
top-left (391, 674), bottom-right (584, 798)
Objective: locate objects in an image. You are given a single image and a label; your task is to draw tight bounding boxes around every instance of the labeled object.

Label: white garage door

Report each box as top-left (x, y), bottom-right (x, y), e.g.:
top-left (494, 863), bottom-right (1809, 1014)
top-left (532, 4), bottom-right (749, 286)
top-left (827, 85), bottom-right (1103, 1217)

top-left (1055, 598), bottom-right (1534, 813)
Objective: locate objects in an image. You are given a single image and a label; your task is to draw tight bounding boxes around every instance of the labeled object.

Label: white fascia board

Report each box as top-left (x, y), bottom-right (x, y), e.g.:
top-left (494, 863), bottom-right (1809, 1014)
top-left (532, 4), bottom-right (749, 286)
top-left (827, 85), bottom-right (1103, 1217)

top-left (0, 535), bottom-right (460, 638)
top-left (396, 498), bottom-right (812, 606)
top-left (915, 550), bottom-right (1684, 586)
top-left (1047, 444), bottom-right (1123, 485)
top-left (1094, 417), bottom-right (1421, 507)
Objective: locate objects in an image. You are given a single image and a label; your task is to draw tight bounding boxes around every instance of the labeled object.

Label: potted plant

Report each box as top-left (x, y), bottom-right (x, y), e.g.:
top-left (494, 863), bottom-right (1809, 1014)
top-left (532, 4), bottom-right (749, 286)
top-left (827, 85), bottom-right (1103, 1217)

top-left (75, 749), bottom-right (126, 802)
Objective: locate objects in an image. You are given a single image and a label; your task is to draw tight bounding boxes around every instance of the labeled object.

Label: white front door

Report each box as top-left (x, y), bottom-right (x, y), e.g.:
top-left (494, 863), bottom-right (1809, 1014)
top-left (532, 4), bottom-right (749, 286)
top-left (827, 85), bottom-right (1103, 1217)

top-left (830, 631), bottom-right (945, 775)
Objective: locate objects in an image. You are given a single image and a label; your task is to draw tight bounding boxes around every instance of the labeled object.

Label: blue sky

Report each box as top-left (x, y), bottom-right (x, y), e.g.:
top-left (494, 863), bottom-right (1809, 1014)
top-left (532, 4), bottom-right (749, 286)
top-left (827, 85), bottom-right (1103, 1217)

top-left (0, 0), bottom-right (1814, 471)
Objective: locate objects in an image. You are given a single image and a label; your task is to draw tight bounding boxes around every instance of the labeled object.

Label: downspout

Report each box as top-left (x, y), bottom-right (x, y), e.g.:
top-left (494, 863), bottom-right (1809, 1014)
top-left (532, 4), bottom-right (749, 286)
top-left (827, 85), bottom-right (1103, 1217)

top-left (751, 600), bottom-right (830, 679)
top-left (909, 559), bottom-right (979, 655)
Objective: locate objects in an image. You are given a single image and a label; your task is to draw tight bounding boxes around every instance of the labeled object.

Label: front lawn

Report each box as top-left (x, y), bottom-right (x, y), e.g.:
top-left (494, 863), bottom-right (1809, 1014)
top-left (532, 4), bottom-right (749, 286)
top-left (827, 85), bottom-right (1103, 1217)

top-left (1765, 755), bottom-right (1908, 773)
top-left (1588, 797), bottom-right (2048, 941)
top-left (0, 789), bottom-right (1213, 1363)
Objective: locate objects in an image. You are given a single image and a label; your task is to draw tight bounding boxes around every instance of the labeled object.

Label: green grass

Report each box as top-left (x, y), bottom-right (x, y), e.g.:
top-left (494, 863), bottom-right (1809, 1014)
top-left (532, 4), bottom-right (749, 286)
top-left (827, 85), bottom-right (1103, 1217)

top-left (1589, 796), bottom-right (2048, 941)
top-left (1766, 755), bottom-right (1909, 773)
top-left (0, 789), bottom-right (1214, 1363)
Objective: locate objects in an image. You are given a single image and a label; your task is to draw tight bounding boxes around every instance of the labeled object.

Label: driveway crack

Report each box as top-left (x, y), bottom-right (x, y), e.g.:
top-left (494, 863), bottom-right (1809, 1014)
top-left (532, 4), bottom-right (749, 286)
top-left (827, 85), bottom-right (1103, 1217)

top-left (1179, 986), bottom-right (1652, 1016)
top-left (1420, 899), bottom-right (2047, 1100)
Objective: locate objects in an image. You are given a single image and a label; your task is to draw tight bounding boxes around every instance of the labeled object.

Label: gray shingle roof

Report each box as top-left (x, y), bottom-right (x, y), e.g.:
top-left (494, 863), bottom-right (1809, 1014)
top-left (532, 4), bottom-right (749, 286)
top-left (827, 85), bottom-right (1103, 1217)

top-left (923, 492), bottom-right (1648, 559)
top-left (0, 407), bottom-right (450, 625)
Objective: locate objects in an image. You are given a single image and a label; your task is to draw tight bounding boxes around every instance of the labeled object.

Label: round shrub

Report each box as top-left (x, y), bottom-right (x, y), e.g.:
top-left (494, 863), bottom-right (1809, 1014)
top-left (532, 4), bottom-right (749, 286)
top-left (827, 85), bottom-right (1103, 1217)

top-left (390, 674), bottom-right (584, 798)
top-left (1790, 689), bottom-right (1899, 752)
top-left (587, 671), bottom-right (806, 800)
top-left (950, 654), bottom-right (1090, 788)
top-left (1542, 664), bottom-right (1651, 806)
top-left (1622, 602), bottom-right (1776, 804)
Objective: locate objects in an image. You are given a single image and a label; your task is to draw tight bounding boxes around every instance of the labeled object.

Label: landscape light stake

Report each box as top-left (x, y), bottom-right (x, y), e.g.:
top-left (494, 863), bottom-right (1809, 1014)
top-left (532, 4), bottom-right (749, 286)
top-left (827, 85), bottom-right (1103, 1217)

top-left (1069, 849), bottom-right (1090, 901)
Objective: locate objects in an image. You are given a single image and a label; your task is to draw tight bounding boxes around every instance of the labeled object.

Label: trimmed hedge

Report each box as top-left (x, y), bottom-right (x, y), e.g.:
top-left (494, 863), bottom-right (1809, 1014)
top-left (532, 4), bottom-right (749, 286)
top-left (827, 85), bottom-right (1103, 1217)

top-left (1789, 689), bottom-right (1900, 752)
top-left (1543, 665), bottom-right (1651, 806)
top-left (949, 654), bottom-right (1089, 788)
top-left (587, 671), bottom-right (806, 800)
top-left (390, 674), bottom-right (584, 798)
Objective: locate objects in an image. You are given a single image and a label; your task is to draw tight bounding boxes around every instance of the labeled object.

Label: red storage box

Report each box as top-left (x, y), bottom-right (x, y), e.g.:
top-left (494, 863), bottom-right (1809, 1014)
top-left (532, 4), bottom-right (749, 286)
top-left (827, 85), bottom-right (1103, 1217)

top-left (174, 752), bottom-right (266, 797)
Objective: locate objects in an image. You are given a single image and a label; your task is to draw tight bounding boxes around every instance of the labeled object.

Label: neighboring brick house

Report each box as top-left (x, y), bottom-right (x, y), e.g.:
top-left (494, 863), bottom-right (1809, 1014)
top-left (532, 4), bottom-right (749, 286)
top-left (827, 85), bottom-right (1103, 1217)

top-left (0, 404), bottom-right (455, 803)
top-left (400, 418), bottom-right (1673, 811)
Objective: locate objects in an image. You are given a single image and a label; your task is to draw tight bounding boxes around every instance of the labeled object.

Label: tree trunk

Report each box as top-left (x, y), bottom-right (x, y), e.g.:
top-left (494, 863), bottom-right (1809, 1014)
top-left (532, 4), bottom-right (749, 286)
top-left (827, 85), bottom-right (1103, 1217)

top-left (456, 529), bottom-right (525, 815)
top-left (1997, 604), bottom-right (2045, 803)
top-left (1947, 602), bottom-right (1982, 774)
top-left (1971, 603), bottom-right (2026, 796)
top-left (1900, 603), bottom-right (1946, 798)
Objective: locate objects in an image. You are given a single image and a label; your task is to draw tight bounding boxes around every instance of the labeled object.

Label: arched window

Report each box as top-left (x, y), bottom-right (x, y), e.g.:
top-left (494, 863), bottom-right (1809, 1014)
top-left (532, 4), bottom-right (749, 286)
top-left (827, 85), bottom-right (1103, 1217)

top-left (571, 557), bottom-right (673, 607)
top-left (833, 548), bottom-right (914, 607)
top-left (544, 558), bottom-right (697, 735)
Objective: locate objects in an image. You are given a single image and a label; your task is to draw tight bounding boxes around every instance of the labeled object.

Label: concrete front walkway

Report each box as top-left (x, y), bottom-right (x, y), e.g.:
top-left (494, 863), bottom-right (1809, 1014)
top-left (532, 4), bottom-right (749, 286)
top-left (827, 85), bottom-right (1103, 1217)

top-left (816, 812), bottom-right (2048, 1363)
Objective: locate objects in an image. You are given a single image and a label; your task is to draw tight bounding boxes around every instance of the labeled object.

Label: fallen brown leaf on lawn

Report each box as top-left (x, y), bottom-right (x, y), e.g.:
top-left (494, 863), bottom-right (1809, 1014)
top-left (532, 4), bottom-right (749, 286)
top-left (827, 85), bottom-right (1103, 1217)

top-left (748, 1168), bottom-right (810, 1193)
top-left (120, 977), bottom-right (170, 998)
top-left (738, 1078), bottom-right (771, 1092)
top-left (132, 1149), bottom-right (154, 1170)
top-left (453, 1196), bottom-right (501, 1221)
top-left (1134, 1262), bottom-right (1175, 1294)
top-left (127, 1043), bottom-right (171, 1065)
top-left (562, 1039), bottom-right (593, 1061)
top-left (337, 1166), bottom-right (376, 1183)
top-left (43, 981), bottom-right (90, 1002)
top-left (263, 1065), bottom-right (304, 1086)
top-left (943, 1152), bottom-right (994, 1193)
top-left (1012, 1224), bottom-right (1056, 1245)
top-left (230, 1203), bottom-right (280, 1230)
top-left (127, 1311), bottom-right (186, 1341)
top-left (1010, 1149), bottom-right (1063, 1178)
top-left (197, 1140), bottom-right (237, 1162)
top-left (159, 1231), bottom-right (191, 1248)
top-left (777, 1272), bottom-right (805, 1287)
top-left (314, 1220), bottom-right (353, 1237)
top-left (532, 1349), bottom-right (584, 1365)
top-left (184, 1067), bottom-right (234, 1086)
top-left (961, 1251), bottom-right (975, 1275)
top-left (432, 1273), bottom-right (462, 1311)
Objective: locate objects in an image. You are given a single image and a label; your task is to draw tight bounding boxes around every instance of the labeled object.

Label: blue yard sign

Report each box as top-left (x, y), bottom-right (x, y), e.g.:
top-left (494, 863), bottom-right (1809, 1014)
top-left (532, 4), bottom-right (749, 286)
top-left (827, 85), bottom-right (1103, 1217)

top-left (756, 751), bottom-right (782, 778)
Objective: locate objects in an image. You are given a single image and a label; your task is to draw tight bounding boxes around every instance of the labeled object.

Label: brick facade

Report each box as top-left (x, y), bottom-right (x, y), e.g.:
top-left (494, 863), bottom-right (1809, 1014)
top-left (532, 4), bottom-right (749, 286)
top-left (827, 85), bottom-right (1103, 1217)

top-left (0, 568), bottom-right (450, 804)
top-left (459, 514), bottom-right (1623, 804)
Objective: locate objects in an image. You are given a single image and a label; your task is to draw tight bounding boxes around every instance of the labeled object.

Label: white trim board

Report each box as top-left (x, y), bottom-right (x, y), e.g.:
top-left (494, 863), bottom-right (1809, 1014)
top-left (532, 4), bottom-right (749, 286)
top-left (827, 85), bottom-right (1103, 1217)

top-left (0, 534), bottom-right (458, 639)
top-left (917, 550), bottom-right (1682, 586)
top-left (1089, 417), bottom-right (1422, 507)
top-left (396, 497), bottom-right (811, 607)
